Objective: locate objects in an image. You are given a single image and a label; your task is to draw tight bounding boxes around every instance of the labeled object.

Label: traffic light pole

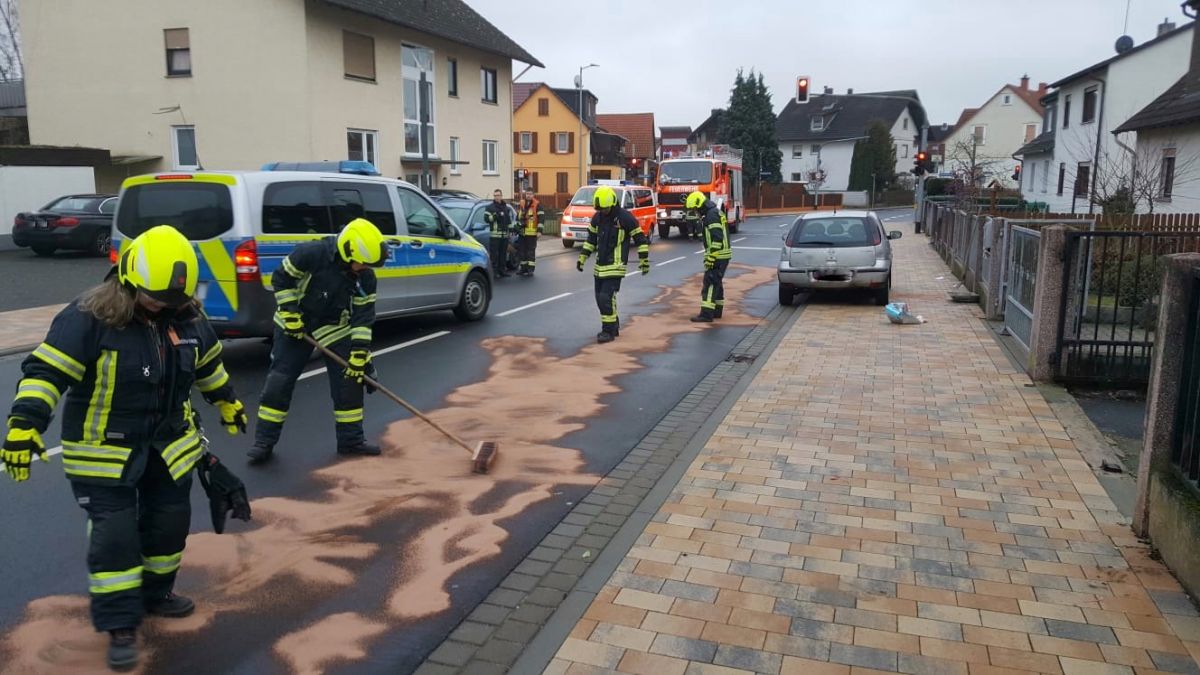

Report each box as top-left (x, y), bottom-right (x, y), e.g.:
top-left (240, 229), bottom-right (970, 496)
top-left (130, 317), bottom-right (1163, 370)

top-left (914, 124), bottom-right (928, 232)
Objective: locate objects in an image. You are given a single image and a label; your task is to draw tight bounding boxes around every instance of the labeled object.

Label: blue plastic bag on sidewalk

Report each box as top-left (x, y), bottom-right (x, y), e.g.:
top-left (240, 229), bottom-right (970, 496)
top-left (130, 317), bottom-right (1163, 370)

top-left (885, 302), bottom-right (925, 325)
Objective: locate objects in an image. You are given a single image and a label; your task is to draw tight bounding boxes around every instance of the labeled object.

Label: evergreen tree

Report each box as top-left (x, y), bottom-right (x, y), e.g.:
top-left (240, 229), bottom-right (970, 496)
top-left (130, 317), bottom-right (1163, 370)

top-left (847, 120), bottom-right (897, 191)
top-left (718, 70), bottom-right (782, 185)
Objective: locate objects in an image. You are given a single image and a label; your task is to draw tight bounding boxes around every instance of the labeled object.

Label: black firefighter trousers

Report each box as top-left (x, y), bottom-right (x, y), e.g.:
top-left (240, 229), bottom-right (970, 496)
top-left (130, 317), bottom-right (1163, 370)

top-left (595, 276), bottom-right (622, 335)
top-left (489, 234), bottom-right (508, 276)
top-left (700, 258), bottom-right (730, 318)
top-left (518, 234), bottom-right (537, 273)
top-left (255, 330), bottom-right (365, 450)
top-left (71, 449), bottom-right (192, 631)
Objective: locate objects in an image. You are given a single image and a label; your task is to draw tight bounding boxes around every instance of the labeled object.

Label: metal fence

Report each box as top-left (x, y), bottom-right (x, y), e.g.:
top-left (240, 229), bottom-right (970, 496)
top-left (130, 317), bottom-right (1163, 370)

top-left (1004, 226), bottom-right (1040, 354)
top-left (1172, 269), bottom-right (1200, 483)
top-left (1056, 232), bottom-right (1200, 387)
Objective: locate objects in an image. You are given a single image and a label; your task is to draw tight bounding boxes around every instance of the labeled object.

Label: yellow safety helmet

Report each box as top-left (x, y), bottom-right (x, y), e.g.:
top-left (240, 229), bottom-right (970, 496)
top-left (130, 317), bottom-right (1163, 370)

top-left (337, 218), bottom-right (386, 267)
top-left (118, 225), bottom-right (198, 306)
top-left (593, 186), bottom-right (618, 210)
top-left (685, 191), bottom-right (707, 210)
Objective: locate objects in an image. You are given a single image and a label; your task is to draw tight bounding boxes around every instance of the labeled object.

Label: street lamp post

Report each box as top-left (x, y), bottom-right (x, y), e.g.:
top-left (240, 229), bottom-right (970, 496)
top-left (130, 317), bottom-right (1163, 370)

top-left (577, 63), bottom-right (598, 189)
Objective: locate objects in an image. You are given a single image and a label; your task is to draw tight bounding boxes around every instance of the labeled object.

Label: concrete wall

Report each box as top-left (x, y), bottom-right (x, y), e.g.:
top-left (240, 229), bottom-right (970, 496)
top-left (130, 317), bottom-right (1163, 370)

top-left (780, 139), bottom-right (855, 191)
top-left (945, 86), bottom-right (1043, 189)
top-left (0, 166), bottom-right (96, 248)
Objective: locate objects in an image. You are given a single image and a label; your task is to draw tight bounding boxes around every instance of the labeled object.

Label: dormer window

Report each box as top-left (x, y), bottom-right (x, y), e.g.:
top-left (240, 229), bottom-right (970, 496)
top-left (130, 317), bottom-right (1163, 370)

top-left (810, 115), bottom-right (825, 131)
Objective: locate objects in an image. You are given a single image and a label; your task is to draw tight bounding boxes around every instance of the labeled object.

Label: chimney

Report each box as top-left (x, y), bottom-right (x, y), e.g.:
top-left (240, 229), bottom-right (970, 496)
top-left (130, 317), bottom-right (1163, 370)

top-left (823, 86), bottom-right (833, 95)
top-left (1159, 17), bottom-right (1177, 36)
top-left (846, 87), bottom-right (854, 94)
top-left (1020, 74), bottom-right (1030, 90)
top-left (1038, 82), bottom-right (1048, 96)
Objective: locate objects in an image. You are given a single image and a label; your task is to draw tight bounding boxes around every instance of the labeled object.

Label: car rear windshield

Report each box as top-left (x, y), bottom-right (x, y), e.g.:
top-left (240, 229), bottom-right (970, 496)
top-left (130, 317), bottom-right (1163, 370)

top-left (47, 196), bottom-right (106, 212)
top-left (440, 205), bottom-right (473, 228)
top-left (116, 183), bottom-right (234, 240)
top-left (787, 217), bottom-right (881, 247)
top-left (659, 161), bottom-right (712, 184)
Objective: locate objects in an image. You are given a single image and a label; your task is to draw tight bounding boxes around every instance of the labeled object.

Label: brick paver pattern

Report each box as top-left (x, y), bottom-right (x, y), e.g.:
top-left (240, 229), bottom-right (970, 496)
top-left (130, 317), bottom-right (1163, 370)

top-left (547, 232), bottom-right (1200, 674)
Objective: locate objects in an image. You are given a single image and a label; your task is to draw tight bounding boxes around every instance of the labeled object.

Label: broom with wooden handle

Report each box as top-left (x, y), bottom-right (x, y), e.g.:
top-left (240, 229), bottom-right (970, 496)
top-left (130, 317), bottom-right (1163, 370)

top-left (303, 335), bottom-right (499, 474)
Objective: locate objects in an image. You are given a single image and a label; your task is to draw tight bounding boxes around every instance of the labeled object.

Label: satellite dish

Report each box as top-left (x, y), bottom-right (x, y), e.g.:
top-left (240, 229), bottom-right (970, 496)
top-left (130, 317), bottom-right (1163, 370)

top-left (1115, 35), bottom-right (1134, 54)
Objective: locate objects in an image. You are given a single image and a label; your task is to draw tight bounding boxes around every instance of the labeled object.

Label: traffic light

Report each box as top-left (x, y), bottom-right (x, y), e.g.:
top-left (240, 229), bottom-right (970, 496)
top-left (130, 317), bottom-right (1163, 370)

top-left (796, 76), bottom-right (810, 104)
top-left (1012, 163), bottom-right (1022, 182)
top-left (912, 150), bottom-right (928, 176)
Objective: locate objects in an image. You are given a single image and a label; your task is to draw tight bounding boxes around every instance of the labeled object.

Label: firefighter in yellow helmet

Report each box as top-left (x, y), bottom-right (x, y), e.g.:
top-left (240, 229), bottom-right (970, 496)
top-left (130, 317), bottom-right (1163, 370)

top-left (2, 224), bottom-right (249, 670)
top-left (250, 218), bottom-right (385, 462)
top-left (686, 191), bottom-right (732, 322)
top-left (577, 186), bottom-right (650, 342)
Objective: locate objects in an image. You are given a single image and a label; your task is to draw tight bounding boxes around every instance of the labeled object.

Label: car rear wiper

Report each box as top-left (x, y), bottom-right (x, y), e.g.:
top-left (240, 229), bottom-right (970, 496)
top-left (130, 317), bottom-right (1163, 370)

top-left (796, 240), bottom-right (835, 246)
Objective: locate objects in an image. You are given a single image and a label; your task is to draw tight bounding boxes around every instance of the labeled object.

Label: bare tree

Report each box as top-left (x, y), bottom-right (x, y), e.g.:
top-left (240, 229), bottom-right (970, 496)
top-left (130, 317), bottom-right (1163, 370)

top-left (945, 136), bottom-right (1009, 207)
top-left (1063, 131), bottom-right (1200, 215)
top-left (0, 0), bottom-right (22, 82)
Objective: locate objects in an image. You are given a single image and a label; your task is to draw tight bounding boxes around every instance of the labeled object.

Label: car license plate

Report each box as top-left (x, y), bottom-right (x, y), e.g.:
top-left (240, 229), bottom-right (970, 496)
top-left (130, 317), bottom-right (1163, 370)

top-left (35, 219), bottom-right (48, 229)
top-left (577, 217), bottom-right (590, 223)
top-left (194, 281), bottom-right (209, 301)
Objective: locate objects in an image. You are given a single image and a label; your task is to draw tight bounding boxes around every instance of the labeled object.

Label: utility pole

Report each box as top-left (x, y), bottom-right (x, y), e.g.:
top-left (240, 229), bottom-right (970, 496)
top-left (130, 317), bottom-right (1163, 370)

top-left (914, 123), bottom-right (928, 226)
top-left (577, 63), bottom-right (598, 190)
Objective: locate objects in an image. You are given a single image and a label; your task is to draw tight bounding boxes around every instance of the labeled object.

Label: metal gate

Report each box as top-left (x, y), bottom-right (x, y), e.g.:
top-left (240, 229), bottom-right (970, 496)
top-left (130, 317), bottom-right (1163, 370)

top-left (1003, 225), bottom-right (1040, 356)
top-left (1173, 268), bottom-right (1200, 484)
top-left (1056, 232), bottom-right (1200, 388)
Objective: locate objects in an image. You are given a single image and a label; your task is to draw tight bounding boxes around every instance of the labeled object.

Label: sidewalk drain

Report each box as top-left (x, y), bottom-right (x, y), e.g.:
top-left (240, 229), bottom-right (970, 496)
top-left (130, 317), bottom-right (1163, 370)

top-left (725, 354), bottom-right (757, 364)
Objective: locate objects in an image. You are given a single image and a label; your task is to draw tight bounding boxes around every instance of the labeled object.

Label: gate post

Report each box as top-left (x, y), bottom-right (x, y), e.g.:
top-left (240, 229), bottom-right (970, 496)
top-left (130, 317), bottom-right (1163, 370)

top-left (984, 218), bottom-right (1006, 320)
top-left (1028, 225), bottom-right (1071, 381)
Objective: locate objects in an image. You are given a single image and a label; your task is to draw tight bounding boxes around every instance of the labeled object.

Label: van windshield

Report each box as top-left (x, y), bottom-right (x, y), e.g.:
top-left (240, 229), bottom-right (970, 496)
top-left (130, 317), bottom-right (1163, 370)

top-left (788, 217), bottom-right (880, 247)
top-left (659, 161), bottom-right (712, 184)
top-left (116, 182), bottom-right (234, 240)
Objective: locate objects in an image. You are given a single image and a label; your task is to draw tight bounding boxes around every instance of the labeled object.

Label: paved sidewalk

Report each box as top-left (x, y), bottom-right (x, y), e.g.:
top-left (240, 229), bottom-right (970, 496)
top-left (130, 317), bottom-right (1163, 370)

top-left (545, 233), bottom-right (1200, 674)
top-left (0, 304), bottom-right (61, 356)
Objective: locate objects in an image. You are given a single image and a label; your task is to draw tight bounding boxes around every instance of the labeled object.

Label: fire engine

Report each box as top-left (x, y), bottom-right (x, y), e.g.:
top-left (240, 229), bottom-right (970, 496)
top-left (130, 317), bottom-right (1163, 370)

top-left (655, 145), bottom-right (744, 239)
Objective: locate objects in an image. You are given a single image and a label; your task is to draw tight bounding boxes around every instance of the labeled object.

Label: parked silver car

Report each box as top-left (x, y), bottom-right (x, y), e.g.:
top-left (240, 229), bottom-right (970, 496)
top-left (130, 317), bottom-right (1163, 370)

top-left (777, 210), bottom-right (902, 306)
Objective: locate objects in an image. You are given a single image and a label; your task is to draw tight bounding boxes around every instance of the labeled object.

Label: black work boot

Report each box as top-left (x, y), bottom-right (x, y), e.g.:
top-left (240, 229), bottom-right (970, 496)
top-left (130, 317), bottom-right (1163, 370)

top-left (107, 629), bottom-right (138, 672)
top-left (691, 312), bottom-right (714, 323)
top-left (596, 330), bottom-right (615, 344)
top-left (337, 442), bottom-right (381, 457)
top-left (247, 442), bottom-right (274, 464)
top-left (714, 307), bottom-right (724, 319)
top-left (145, 592), bottom-right (195, 618)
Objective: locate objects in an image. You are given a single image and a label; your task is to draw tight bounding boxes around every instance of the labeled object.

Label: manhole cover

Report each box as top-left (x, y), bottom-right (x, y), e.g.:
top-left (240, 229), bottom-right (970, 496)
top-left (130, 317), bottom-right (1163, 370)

top-left (725, 354), bottom-right (756, 363)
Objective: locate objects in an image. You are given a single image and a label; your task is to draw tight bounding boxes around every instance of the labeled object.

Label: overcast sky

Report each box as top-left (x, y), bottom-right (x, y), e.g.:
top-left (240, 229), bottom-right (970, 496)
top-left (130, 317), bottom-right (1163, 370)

top-left (471, 0), bottom-right (1194, 129)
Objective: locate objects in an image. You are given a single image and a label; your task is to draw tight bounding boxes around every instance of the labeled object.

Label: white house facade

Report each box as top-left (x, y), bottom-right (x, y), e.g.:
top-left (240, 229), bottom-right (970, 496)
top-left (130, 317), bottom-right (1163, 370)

top-left (943, 78), bottom-right (1046, 189)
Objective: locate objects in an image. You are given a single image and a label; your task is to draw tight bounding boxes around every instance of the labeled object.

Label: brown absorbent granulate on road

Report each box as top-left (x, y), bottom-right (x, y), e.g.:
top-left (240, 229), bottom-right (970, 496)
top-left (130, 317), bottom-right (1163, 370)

top-left (274, 612), bottom-right (388, 675)
top-left (0, 265), bottom-right (775, 673)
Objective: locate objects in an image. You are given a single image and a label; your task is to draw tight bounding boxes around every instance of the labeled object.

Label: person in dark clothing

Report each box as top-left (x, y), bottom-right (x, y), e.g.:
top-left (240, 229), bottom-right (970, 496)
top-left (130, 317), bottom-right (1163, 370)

top-left (249, 218), bottom-right (385, 463)
top-left (482, 189), bottom-right (513, 278)
top-left (2, 225), bottom-right (248, 671)
top-left (517, 190), bottom-right (544, 276)
top-left (577, 186), bottom-right (650, 343)
top-left (686, 191), bottom-right (733, 322)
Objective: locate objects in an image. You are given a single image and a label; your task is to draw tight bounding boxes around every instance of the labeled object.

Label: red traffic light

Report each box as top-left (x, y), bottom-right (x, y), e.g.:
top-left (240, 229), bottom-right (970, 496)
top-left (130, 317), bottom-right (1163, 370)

top-left (796, 76), bottom-right (810, 103)
top-left (916, 151), bottom-right (928, 162)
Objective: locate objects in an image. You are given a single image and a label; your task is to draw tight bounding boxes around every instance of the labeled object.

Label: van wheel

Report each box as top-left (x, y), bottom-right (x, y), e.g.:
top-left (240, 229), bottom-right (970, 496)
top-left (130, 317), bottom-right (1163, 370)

top-left (453, 270), bottom-right (490, 321)
top-left (562, 239), bottom-right (575, 249)
top-left (658, 222), bottom-right (670, 239)
top-left (778, 283), bottom-right (795, 306)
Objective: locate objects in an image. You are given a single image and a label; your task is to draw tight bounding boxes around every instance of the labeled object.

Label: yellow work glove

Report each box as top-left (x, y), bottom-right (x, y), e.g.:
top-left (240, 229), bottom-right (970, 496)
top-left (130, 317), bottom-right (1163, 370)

top-left (704, 255), bottom-right (715, 270)
top-left (2, 421), bottom-right (45, 483)
top-left (345, 349), bottom-right (371, 383)
top-left (215, 399), bottom-right (248, 435)
top-left (278, 310), bottom-right (304, 340)
top-left (577, 255), bottom-right (587, 272)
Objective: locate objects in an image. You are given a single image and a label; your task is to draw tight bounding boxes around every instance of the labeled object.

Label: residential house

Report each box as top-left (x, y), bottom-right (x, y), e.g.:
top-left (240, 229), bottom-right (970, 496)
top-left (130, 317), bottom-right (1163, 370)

top-left (20, 0), bottom-right (540, 194)
top-left (925, 122), bottom-right (954, 175)
top-left (1016, 20), bottom-right (1193, 212)
top-left (1014, 91), bottom-right (1057, 204)
top-left (596, 112), bottom-right (655, 184)
top-left (659, 126), bottom-right (692, 159)
top-left (775, 88), bottom-right (926, 193)
top-left (1113, 19), bottom-right (1200, 213)
top-left (511, 83), bottom-right (626, 196)
top-left (689, 109), bottom-right (725, 152)
top-left (942, 76), bottom-right (1046, 188)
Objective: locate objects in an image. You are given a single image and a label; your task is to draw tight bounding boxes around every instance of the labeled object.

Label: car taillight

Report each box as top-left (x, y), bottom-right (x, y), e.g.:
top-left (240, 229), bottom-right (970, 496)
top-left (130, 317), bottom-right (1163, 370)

top-left (109, 247), bottom-right (119, 264)
top-left (55, 217), bottom-right (80, 228)
top-left (155, 174), bottom-right (194, 180)
top-left (13, 215), bottom-right (22, 227)
top-left (234, 239), bottom-right (260, 282)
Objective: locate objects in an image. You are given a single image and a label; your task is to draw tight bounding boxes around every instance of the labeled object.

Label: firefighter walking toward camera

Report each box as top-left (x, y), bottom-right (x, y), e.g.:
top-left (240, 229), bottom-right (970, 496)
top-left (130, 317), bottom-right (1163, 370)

top-left (517, 190), bottom-right (543, 276)
top-left (483, 189), bottom-right (513, 277)
top-left (249, 218), bottom-right (385, 463)
top-left (687, 191), bottom-right (733, 322)
top-left (1, 225), bottom-right (248, 671)
top-left (577, 186), bottom-right (650, 343)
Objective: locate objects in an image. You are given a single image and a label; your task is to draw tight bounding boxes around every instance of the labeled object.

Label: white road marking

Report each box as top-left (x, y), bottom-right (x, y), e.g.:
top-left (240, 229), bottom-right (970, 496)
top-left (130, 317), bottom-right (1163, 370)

top-left (732, 237), bottom-right (747, 243)
top-left (733, 246), bottom-right (782, 251)
top-left (495, 292), bottom-right (573, 317)
top-left (656, 256), bottom-right (686, 267)
top-left (299, 329), bottom-right (452, 380)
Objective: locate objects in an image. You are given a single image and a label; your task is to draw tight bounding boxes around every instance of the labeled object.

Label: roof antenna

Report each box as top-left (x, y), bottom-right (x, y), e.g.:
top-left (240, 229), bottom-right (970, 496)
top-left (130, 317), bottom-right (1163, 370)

top-left (1123, 0), bottom-right (1132, 33)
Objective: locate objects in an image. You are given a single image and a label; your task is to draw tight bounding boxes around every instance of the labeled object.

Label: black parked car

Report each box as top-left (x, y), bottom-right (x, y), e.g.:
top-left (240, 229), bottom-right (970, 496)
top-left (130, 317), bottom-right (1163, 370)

top-left (12, 194), bottom-right (119, 257)
top-left (434, 196), bottom-right (520, 273)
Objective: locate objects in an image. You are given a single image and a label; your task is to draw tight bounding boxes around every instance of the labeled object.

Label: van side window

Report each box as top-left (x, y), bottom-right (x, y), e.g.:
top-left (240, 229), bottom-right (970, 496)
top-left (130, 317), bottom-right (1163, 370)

top-left (395, 186), bottom-right (442, 237)
top-left (329, 182), bottom-right (398, 235)
top-left (622, 190), bottom-right (635, 208)
top-left (263, 182), bottom-right (332, 234)
top-left (635, 190), bottom-right (653, 208)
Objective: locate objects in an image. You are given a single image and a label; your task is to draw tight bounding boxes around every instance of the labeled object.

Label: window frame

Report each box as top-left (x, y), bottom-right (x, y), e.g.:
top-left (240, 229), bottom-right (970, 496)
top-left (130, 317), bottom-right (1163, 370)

top-left (1075, 162), bottom-right (1091, 197)
top-left (171, 125), bottom-right (199, 170)
top-left (1024, 123), bottom-right (1038, 144)
top-left (346, 128), bottom-right (378, 166)
top-left (449, 137), bottom-right (461, 175)
top-left (810, 115), bottom-right (825, 132)
top-left (519, 131), bottom-right (533, 154)
top-left (972, 125), bottom-right (986, 146)
top-left (342, 30), bottom-right (376, 83)
top-left (482, 139), bottom-right (498, 174)
top-left (791, 144), bottom-right (803, 159)
top-left (481, 68), bottom-right (498, 104)
top-left (538, 98), bottom-right (550, 116)
top-left (1057, 162), bottom-right (1066, 196)
top-left (1063, 94), bottom-right (1072, 129)
top-left (447, 57), bottom-right (458, 97)
top-left (164, 28), bottom-right (191, 77)
top-left (1081, 86), bottom-right (1098, 125)
top-left (555, 132), bottom-right (570, 154)
top-left (1161, 149), bottom-right (1177, 200)
top-left (402, 43), bottom-right (436, 157)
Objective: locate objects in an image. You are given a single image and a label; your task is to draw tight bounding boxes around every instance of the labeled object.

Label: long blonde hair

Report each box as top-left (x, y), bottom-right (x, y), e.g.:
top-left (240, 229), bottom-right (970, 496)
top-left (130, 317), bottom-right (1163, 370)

top-left (79, 276), bottom-right (136, 328)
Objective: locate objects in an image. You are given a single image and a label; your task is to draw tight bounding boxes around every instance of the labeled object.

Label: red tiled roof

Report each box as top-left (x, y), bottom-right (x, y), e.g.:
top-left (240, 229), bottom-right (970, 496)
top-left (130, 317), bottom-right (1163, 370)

top-left (596, 113), bottom-right (656, 158)
top-left (513, 82), bottom-right (542, 111)
top-left (954, 108), bottom-right (979, 128)
top-left (1010, 85), bottom-right (1046, 115)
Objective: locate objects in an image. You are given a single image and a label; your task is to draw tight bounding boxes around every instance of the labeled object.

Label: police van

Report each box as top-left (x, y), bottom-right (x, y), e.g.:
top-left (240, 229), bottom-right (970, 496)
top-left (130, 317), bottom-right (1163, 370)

top-left (110, 161), bottom-right (492, 339)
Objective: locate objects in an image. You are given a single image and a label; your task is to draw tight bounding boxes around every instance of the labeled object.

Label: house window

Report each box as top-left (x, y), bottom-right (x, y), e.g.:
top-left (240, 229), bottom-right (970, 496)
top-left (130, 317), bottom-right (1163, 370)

top-left (447, 58), bottom-right (458, 97)
top-left (903, 118), bottom-right (909, 130)
top-left (1003, 94), bottom-right (1012, 105)
top-left (901, 144), bottom-right (909, 158)
top-left (402, 45), bottom-right (435, 156)
top-left (556, 172), bottom-right (569, 193)
top-left (481, 68), bottom-right (498, 104)
top-left (1162, 149), bottom-right (1177, 199)
top-left (529, 171), bottom-right (539, 193)
top-left (810, 115), bottom-right (825, 131)
top-left (172, 125), bottom-right (198, 169)
top-left (343, 31), bottom-right (375, 82)
top-left (346, 129), bottom-right (377, 166)
top-left (1057, 162), bottom-right (1066, 195)
top-left (1082, 86), bottom-right (1097, 124)
top-left (1041, 160), bottom-right (1049, 193)
top-left (972, 125), bottom-right (986, 145)
top-left (538, 98), bottom-right (550, 116)
top-left (792, 144), bottom-right (803, 158)
top-left (555, 132), bottom-right (571, 154)
top-left (1063, 94), bottom-right (1071, 129)
top-left (164, 28), bottom-right (191, 76)
top-left (790, 172), bottom-right (804, 182)
top-left (1075, 163), bottom-right (1091, 197)
top-left (518, 131), bottom-right (534, 153)
top-left (482, 140), bottom-right (497, 174)
top-left (811, 144), bottom-right (821, 154)
top-left (1027, 162), bottom-right (1036, 190)
top-left (449, 137), bottom-right (460, 175)
top-left (1024, 124), bottom-right (1038, 143)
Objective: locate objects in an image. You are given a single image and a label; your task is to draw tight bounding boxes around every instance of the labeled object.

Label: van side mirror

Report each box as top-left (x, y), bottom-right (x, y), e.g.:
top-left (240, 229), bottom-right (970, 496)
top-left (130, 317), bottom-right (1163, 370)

top-left (888, 231), bottom-right (903, 240)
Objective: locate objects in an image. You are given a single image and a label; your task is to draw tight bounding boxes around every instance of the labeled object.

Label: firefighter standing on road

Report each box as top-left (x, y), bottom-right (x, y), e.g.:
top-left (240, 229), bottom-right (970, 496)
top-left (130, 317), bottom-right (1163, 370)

top-left (249, 218), bottom-right (385, 463)
top-left (687, 191), bottom-right (733, 322)
top-left (483, 189), bottom-right (513, 278)
top-left (577, 186), bottom-right (650, 343)
top-left (517, 190), bottom-right (544, 276)
top-left (1, 225), bottom-right (248, 671)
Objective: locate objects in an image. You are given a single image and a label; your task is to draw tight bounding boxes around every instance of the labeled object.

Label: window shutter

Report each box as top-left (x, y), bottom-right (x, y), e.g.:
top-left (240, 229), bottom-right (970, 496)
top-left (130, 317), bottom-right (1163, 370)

top-left (531, 171), bottom-right (539, 193)
top-left (538, 98), bottom-right (549, 116)
top-left (342, 31), bottom-right (375, 81)
top-left (513, 132), bottom-right (520, 154)
top-left (165, 28), bottom-right (190, 49)
top-left (531, 132), bottom-right (538, 153)
top-left (568, 132), bottom-right (575, 154)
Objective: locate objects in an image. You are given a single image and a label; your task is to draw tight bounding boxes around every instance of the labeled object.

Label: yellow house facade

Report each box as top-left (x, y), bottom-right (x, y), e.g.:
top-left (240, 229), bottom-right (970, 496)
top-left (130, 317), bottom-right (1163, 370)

top-left (512, 83), bottom-right (625, 198)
